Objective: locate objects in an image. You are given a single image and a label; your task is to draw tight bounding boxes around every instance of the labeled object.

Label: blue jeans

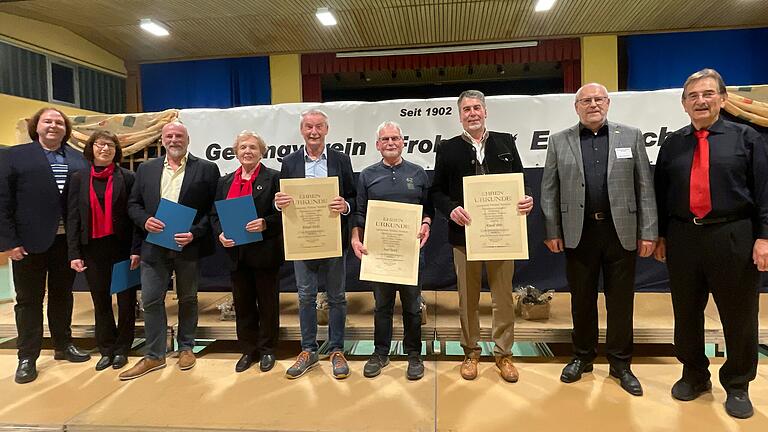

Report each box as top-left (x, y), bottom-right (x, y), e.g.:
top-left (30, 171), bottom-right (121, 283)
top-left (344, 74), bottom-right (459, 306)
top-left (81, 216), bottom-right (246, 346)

top-left (294, 254), bottom-right (347, 352)
top-left (140, 255), bottom-right (199, 359)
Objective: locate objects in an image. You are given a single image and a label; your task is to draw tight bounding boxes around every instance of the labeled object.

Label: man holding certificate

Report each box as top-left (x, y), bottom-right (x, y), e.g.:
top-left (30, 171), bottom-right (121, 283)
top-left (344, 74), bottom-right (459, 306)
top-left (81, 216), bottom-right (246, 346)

top-left (122, 122), bottom-right (219, 380)
top-left (275, 109), bottom-right (356, 380)
top-left (541, 83), bottom-right (656, 396)
top-left (351, 121), bottom-right (434, 381)
top-left (430, 90), bottom-right (534, 382)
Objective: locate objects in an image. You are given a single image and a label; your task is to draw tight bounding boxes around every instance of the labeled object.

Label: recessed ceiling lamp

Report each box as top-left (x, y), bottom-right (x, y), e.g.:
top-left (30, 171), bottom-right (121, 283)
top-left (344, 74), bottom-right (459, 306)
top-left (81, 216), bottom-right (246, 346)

top-left (139, 18), bottom-right (170, 36)
top-left (316, 7), bottom-right (337, 26)
top-left (535, 0), bottom-right (556, 12)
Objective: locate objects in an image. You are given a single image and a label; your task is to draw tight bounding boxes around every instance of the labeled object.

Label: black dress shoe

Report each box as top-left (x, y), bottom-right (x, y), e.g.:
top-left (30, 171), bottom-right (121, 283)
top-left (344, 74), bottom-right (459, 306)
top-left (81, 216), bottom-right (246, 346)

top-left (112, 354), bottom-right (128, 370)
top-left (15, 358), bottom-right (37, 384)
top-left (260, 354), bottom-right (276, 372)
top-left (53, 344), bottom-right (91, 363)
top-left (95, 355), bottom-right (113, 371)
top-left (235, 354), bottom-right (255, 373)
top-left (725, 389), bottom-right (753, 419)
top-left (671, 378), bottom-right (712, 401)
top-left (609, 367), bottom-right (643, 396)
top-left (560, 358), bottom-right (593, 383)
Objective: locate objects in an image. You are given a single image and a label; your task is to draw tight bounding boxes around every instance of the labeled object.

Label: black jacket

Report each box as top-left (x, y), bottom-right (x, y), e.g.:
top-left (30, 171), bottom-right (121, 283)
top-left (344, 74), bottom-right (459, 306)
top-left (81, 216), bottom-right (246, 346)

top-left (429, 131), bottom-right (526, 246)
top-left (128, 153), bottom-right (220, 262)
top-left (66, 166), bottom-right (141, 261)
top-left (279, 146), bottom-right (356, 249)
top-left (211, 166), bottom-right (284, 271)
top-left (0, 142), bottom-right (87, 253)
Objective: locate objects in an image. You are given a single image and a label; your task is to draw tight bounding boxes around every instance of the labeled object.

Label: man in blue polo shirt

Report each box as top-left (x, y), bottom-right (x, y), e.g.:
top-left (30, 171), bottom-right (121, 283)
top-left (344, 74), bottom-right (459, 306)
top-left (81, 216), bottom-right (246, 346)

top-left (351, 121), bottom-right (434, 380)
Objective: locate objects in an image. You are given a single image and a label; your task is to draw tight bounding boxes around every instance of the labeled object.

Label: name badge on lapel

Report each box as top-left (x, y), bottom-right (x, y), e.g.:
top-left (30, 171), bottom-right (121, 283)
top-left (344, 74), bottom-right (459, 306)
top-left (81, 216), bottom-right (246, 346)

top-left (615, 147), bottom-right (633, 159)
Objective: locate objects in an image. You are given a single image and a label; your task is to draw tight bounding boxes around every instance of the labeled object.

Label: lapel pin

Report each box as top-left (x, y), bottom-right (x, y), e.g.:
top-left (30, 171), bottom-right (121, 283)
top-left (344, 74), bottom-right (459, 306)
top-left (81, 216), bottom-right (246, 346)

top-left (256, 185), bottom-right (263, 190)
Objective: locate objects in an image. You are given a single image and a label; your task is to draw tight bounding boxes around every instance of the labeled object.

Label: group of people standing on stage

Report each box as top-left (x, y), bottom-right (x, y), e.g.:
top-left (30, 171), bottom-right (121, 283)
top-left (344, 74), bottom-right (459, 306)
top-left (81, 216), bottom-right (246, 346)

top-left (0, 67), bottom-right (764, 419)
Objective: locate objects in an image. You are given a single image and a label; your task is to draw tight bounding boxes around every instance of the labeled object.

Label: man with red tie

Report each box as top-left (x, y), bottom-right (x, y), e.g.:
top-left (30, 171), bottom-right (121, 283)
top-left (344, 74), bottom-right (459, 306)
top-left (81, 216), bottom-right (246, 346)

top-left (654, 68), bottom-right (768, 419)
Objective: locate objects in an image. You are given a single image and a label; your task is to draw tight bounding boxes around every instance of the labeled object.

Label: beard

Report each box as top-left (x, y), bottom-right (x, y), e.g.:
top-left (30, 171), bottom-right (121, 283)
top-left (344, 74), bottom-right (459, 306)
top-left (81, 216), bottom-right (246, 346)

top-left (166, 146), bottom-right (186, 159)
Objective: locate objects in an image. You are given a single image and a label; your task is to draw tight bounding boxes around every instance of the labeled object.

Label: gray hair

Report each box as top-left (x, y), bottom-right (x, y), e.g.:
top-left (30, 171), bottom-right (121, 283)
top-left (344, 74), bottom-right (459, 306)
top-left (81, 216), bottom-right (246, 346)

top-left (300, 108), bottom-right (329, 126)
top-left (457, 90), bottom-right (486, 108)
top-left (376, 121), bottom-right (403, 141)
top-left (233, 130), bottom-right (267, 155)
top-left (575, 83), bottom-right (609, 101)
top-left (682, 68), bottom-right (727, 99)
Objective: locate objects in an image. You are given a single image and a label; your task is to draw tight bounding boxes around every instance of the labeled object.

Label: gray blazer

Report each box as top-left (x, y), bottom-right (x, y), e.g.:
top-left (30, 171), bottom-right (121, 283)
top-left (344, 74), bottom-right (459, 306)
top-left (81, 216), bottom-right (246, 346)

top-left (540, 121), bottom-right (657, 251)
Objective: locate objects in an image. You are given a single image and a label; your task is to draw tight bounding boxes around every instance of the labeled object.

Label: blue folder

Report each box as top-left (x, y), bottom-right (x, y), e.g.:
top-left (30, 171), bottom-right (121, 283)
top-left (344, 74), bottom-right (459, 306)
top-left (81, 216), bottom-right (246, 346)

top-left (215, 196), bottom-right (263, 246)
top-left (110, 259), bottom-right (140, 295)
top-left (146, 198), bottom-right (196, 251)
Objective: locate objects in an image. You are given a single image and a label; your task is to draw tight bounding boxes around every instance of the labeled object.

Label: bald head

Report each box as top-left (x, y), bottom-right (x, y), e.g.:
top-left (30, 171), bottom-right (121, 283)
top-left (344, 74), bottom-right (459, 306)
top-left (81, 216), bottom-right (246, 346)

top-left (575, 83), bottom-right (608, 101)
top-left (161, 121), bottom-right (190, 161)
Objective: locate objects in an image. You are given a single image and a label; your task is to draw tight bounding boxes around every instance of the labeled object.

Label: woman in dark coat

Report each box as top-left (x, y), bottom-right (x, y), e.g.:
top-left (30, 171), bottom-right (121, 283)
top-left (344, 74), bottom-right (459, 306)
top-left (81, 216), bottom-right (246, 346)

top-left (67, 130), bottom-right (140, 371)
top-left (211, 131), bottom-right (283, 373)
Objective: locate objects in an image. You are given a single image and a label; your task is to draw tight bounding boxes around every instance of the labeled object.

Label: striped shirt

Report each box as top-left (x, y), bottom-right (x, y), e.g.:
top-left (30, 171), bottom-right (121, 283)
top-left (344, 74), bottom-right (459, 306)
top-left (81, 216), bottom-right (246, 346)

top-left (44, 147), bottom-right (68, 233)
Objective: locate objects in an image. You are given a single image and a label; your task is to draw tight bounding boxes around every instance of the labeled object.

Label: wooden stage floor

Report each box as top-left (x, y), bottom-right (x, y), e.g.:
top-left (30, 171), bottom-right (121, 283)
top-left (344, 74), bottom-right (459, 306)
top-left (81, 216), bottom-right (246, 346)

top-left (0, 352), bottom-right (767, 431)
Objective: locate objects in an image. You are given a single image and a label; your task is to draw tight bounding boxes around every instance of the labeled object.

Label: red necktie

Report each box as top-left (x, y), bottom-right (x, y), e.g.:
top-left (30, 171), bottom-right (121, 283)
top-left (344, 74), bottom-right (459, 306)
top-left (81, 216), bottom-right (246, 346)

top-left (690, 129), bottom-right (711, 218)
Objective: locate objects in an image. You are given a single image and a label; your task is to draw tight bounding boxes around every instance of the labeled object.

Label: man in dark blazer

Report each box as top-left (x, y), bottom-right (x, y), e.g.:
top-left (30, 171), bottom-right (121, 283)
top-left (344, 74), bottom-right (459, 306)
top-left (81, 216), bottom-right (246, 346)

top-left (655, 69), bottom-right (768, 419)
top-left (0, 107), bottom-right (91, 384)
top-left (430, 90), bottom-right (534, 383)
top-left (120, 122), bottom-right (219, 380)
top-left (541, 83), bottom-right (657, 396)
top-left (275, 109), bottom-right (356, 380)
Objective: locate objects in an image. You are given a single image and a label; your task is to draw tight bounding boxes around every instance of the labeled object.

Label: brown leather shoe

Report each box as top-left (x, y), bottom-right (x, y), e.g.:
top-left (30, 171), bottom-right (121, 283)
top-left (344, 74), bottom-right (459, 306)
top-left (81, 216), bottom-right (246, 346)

top-left (496, 356), bottom-right (519, 383)
top-left (119, 357), bottom-right (166, 381)
top-left (178, 350), bottom-right (196, 370)
top-left (460, 357), bottom-right (479, 380)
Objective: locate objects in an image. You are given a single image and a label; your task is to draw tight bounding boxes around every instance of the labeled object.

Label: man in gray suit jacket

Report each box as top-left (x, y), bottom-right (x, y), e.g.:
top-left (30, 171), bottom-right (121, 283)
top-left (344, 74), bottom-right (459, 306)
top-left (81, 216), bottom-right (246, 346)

top-left (540, 83), bottom-right (657, 396)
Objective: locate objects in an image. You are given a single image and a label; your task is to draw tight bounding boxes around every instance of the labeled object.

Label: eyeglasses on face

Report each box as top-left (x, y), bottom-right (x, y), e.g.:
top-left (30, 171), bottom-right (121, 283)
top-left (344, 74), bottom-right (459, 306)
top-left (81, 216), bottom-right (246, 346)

top-left (378, 136), bottom-right (403, 143)
top-left (576, 96), bottom-right (609, 106)
top-left (93, 141), bottom-right (117, 149)
top-left (684, 91), bottom-right (721, 102)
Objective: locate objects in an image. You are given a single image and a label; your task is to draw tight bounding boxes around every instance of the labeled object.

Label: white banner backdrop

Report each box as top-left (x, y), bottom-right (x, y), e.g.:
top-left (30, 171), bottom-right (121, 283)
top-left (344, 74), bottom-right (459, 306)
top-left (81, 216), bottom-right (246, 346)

top-left (180, 88), bottom-right (691, 174)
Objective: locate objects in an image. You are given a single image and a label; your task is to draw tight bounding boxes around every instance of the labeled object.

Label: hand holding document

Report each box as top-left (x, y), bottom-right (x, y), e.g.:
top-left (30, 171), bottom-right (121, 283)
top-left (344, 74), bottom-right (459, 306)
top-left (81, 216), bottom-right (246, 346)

top-left (146, 198), bottom-right (196, 251)
top-left (280, 177), bottom-right (342, 260)
top-left (215, 196), bottom-right (263, 246)
top-left (359, 200), bottom-right (422, 286)
top-left (463, 173), bottom-right (529, 261)
top-left (110, 259), bottom-right (140, 294)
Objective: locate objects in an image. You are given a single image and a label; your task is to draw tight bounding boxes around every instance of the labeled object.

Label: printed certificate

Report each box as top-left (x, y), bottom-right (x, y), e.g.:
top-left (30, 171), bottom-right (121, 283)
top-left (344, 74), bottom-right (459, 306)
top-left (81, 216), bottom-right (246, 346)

top-left (280, 177), bottom-right (342, 260)
top-left (359, 200), bottom-right (422, 286)
top-left (463, 173), bottom-right (528, 261)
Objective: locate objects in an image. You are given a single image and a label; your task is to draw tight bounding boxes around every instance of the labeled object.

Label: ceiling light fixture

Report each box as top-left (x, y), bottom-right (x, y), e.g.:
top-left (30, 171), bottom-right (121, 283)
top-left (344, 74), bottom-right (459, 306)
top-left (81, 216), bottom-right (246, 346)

top-left (337, 41), bottom-right (538, 58)
top-left (535, 0), bottom-right (556, 12)
top-left (139, 18), bottom-right (170, 37)
top-left (497, 65), bottom-right (506, 75)
top-left (316, 7), bottom-right (337, 26)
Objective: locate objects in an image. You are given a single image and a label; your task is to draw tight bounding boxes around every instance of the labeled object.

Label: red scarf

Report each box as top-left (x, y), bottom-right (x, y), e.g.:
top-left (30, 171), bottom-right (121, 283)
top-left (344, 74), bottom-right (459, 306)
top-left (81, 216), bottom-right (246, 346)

top-left (90, 163), bottom-right (115, 239)
top-left (226, 164), bottom-right (260, 199)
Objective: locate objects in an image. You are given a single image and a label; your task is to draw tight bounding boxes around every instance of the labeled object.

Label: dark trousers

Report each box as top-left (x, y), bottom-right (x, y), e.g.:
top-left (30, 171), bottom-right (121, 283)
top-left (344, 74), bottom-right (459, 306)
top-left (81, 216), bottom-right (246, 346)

top-left (372, 282), bottom-right (422, 357)
top-left (666, 218), bottom-right (759, 391)
top-left (82, 236), bottom-right (136, 356)
top-left (231, 264), bottom-right (280, 356)
top-left (12, 234), bottom-right (74, 360)
top-left (564, 219), bottom-right (636, 367)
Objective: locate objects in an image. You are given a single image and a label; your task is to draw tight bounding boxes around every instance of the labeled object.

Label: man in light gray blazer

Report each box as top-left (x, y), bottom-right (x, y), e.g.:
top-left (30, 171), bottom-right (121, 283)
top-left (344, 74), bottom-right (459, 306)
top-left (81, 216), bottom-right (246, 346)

top-left (540, 83), bottom-right (657, 396)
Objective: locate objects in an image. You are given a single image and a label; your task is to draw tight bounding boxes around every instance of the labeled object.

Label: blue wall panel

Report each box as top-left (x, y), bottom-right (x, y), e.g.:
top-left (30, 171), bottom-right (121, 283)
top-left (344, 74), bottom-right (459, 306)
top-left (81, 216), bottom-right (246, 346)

top-left (140, 56), bottom-right (271, 111)
top-left (625, 28), bottom-right (768, 91)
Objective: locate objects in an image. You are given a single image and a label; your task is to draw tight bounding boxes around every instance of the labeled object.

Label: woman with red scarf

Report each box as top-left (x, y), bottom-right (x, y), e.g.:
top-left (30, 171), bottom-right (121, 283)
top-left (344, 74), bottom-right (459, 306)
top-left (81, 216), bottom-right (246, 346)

top-left (67, 131), bottom-right (140, 371)
top-left (211, 131), bottom-right (283, 373)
